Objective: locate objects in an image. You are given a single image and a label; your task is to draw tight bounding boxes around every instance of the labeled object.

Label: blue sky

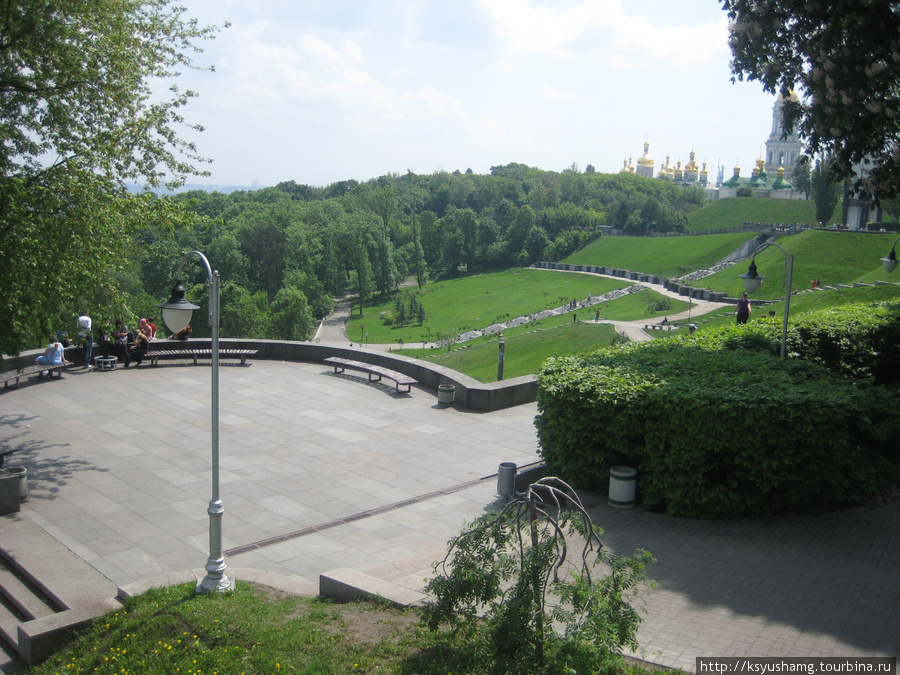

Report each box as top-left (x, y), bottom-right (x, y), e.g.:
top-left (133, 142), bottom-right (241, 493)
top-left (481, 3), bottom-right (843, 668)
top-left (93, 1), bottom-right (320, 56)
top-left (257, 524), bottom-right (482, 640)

top-left (172, 0), bottom-right (777, 188)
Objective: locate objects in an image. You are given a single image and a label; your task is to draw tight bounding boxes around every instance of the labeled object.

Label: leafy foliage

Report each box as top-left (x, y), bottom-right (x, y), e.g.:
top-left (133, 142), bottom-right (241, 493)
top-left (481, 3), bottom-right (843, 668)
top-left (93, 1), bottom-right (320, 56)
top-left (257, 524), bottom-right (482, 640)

top-left (536, 311), bottom-right (900, 518)
top-left (723, 0), bottom-right (900, 199)
top-left (423, 478), bottom-right (653, 674)
top-left (0, 1), bottom-right (221, 354)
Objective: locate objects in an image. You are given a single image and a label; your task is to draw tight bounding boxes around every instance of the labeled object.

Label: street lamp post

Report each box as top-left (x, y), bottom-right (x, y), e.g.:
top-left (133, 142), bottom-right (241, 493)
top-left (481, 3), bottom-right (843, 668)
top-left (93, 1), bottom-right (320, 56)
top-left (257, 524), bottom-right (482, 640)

top-left (158, 251), bottom-right (234, 594)
top-left (880, 236), bottom-right (900, 273)
top-left (738, 241), bottom-right (794, 359)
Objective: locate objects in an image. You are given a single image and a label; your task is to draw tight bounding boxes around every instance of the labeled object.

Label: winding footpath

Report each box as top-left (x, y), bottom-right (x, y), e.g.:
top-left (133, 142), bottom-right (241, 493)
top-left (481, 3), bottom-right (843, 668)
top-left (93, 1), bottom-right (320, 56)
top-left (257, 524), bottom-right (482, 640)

top-left (315, 270), bottom-right (732, 348)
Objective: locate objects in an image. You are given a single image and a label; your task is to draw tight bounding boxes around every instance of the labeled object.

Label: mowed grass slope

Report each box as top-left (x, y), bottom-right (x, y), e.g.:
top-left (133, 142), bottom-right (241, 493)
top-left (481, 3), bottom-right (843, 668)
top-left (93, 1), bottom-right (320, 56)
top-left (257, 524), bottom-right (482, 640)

top-left (401, 321), bottom-right (622, 382)
top-left (351, 268), bottom-right (630, 344)
top-left (666, 282), bottom-right (900, 335)
top-left (562, 232), bottom-right (756, 277)
top-left (689, 230), bottom-right (900, 301)
top-left (687, 197), bottom-right (819, 232)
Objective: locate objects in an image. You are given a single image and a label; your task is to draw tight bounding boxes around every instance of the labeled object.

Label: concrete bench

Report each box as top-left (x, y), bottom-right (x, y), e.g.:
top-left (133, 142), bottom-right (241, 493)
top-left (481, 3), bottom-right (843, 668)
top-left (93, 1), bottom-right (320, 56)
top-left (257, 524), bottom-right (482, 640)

top-left (324, 356), bottom-right (416, 394)
top-left (147, 348), bottom-right (257, 366)
top-left (1, 363), bottom-right (68, 389)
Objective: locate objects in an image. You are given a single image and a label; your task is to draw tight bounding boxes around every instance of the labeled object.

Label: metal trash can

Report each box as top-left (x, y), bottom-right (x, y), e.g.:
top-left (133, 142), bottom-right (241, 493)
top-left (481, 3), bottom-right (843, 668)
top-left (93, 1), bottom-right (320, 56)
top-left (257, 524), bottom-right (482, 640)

top-left (6, 466), bottom-right (27, 501)
top-left (437, 383), bottom-right (455, 407)
top-left (497, 462), bottom-right (517, 500)
top-left (608, 466), bottom-right (636, 508)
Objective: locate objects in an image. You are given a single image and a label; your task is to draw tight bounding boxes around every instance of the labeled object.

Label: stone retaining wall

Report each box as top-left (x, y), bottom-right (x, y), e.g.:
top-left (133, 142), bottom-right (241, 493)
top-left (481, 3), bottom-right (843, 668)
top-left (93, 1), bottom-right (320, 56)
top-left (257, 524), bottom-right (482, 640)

top-left (3, 340), bottom-right (537, 412)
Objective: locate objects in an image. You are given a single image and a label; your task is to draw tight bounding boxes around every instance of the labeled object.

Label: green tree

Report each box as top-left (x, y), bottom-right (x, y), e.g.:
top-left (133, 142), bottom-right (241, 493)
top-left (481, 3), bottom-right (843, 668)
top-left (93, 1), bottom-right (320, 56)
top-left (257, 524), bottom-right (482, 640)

top-left (791, 155), bottom-right (812, 199)
top-left (269, 285), bottom-right (315, 341)
top-left (0, 1), bottom-right (220, 355)
top-left (723, 0), bottom-right (900, 199)
top-left (812, 157), bottom-right (841, 225)
top-left (882, 199), bottom-right (900, 224)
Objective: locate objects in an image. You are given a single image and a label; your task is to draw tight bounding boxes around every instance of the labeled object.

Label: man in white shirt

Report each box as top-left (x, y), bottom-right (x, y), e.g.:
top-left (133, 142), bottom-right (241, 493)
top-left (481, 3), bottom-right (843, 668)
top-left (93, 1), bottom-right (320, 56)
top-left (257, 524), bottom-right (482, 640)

top-left (77, 312), bottom-right (92, 369)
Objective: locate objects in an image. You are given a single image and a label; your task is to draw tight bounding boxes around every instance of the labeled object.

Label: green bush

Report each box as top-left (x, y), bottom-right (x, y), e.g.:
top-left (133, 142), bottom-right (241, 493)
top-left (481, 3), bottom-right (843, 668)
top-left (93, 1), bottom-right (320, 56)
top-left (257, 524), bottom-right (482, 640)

top-left (536, 340), bottom-right (900, 518)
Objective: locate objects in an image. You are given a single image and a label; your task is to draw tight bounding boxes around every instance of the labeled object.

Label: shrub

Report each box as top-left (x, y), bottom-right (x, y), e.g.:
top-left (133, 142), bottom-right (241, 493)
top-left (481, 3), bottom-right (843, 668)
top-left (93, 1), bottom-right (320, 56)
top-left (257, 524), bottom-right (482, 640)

top-left (379, 310), bottom-right (394, 325)
top-left (423, 478), bottom-right (653, 674)
top-left (536, 340), bottom-right (900, 517)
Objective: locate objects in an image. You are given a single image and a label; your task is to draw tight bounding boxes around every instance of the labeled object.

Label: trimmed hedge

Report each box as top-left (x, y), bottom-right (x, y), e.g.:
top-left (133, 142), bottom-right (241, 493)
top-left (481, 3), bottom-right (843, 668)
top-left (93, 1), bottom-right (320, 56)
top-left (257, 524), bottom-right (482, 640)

top-left (536, 340), bottom-right (900, 518)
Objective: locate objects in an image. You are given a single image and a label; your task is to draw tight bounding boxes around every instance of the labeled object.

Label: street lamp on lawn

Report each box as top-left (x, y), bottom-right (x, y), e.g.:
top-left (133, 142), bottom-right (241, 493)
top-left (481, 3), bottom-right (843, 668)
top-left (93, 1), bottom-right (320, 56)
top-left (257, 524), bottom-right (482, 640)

top-left (158, 251), bottom-right (234, 594)
top-left (738, 241), bottom-right (794, 360)
top-left (881, 236), bottom-right (900, 273)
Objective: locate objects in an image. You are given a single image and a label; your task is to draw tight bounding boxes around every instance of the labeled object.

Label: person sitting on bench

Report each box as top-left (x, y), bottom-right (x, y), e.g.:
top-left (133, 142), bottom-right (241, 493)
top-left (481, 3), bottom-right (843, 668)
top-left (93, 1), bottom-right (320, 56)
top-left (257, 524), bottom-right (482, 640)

top-left (35, 338), bottom-right (65, 376)
top-left (124, 328), bottom-right (150, 368)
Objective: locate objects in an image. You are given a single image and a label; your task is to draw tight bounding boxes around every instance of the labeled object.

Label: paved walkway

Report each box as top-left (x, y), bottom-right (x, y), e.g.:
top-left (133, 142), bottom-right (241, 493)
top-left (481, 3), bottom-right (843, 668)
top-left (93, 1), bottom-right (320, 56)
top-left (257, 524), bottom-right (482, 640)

top-left (1, 362), bottom-right (897, 671)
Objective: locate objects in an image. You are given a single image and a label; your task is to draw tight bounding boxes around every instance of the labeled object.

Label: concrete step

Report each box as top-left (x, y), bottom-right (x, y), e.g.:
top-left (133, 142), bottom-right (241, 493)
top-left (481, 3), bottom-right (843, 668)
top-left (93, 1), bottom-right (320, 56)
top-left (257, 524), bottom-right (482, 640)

top-left (0, 514), bottom-right (119, 666)
top-left (0, 599), bottom-right (22, 657)
top-left (0, 558), bottom-right (59, 621)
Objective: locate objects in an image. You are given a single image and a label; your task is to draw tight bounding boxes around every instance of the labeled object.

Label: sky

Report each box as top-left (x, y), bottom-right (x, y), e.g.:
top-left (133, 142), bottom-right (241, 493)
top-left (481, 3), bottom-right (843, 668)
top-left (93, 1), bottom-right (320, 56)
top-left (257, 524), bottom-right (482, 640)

top-left (169, 0), bottom-right (779, 190)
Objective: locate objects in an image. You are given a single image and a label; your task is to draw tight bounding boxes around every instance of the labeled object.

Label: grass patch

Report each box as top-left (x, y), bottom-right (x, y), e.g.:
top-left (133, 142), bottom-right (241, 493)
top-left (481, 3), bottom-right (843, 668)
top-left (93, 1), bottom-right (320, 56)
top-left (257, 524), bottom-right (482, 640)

top-left (350, 268), bottom-right (629, 345)
top-left (690, 230), bottom-right (900, 300)
top-left (562, 232), bottom-right (756, 278)
top-left (686, 197), bottom-right (819, 232)
top-left (30, 582), bottom-right (670, 675)
top-left (402, 321), bottom-right (622, 382)
top-left (393, 289), bottom-right (692, 382)
top-left (659, 283), bottom-right (900, 337)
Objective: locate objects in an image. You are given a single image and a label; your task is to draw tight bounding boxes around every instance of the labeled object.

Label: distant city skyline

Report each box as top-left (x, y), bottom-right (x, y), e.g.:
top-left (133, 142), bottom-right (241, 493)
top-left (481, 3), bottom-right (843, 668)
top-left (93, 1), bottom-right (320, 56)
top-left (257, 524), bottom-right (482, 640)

top-left (167, 0), bottom-right (781, 189)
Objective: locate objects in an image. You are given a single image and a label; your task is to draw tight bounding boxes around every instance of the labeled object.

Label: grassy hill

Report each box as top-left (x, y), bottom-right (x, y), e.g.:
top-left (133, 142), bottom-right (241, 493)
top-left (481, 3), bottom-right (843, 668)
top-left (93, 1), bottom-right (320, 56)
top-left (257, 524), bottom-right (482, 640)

top-left (353, 268), bottom-right (691, 346)
top-left (689, 229), bottom-right (900, 300)
top-left (352, 269), bottom-right (631, 345)
top-left (562, 232), bottom-right (756, 277)
top-left (687, 197), bottom-right (819, 232)
top-left (671, 282), bottom-right (900, 335)
top-left (405, 321), bottom-right (622, 382)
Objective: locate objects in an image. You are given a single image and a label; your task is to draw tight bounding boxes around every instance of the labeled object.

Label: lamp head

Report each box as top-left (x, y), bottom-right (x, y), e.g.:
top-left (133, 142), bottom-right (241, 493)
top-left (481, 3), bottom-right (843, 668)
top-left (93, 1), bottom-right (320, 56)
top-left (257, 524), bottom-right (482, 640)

top-left (739, 259), bottom-right (765, 293)
top-left (158, 279), bottom-right (200, 334)
top-left (882, 247), bottom-right (898, 273)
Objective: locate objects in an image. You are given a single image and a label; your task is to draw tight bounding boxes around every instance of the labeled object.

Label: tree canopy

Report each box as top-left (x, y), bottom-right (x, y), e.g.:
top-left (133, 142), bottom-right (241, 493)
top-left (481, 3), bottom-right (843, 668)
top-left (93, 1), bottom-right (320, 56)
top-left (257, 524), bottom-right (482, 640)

top-left (0, 1), bottom-right (221, 355)
top-left (723, 0), bottom-right (900, 200)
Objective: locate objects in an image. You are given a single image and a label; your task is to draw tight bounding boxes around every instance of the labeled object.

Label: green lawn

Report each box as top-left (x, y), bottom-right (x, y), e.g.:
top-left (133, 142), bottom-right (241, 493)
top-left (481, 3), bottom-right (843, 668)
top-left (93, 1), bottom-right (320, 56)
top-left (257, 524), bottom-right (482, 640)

top-left (661, 282), bottom-right (900, 337)
top-left (686, 197), bottom-right (819, 232)
top-left (29, 581), bottom-right (662, 675)
top-left (395, 288), bottom-right (692, 382)
top-left (350, 268), bottom-right (630, 345)
top-left (687, 229), bottom-right (900, 300)
top-left (562, 232), bottom-right (756, 278)
top-left (399, 320), bottom-right (622, 382)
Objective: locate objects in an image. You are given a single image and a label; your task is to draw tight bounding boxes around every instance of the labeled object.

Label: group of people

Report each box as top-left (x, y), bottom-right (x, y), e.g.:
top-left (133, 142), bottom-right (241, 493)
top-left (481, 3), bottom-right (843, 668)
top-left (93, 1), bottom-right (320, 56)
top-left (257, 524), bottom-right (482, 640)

top-left (35, 314), bottom-right (174, 373)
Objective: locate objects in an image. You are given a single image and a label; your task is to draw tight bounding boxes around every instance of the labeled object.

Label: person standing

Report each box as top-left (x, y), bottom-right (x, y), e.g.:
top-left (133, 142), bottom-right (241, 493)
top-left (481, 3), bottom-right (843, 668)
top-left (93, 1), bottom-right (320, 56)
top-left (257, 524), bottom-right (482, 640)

top-left (734, 293), bottom-right (751, 325)
top-left (77, 311), bottom-right (93, 369)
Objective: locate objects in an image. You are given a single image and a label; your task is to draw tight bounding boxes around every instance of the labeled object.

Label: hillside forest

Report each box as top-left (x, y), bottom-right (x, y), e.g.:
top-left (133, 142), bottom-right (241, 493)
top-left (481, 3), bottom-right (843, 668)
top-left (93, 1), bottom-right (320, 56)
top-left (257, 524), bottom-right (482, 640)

top-left (108, 166), bottom-right (710, 346)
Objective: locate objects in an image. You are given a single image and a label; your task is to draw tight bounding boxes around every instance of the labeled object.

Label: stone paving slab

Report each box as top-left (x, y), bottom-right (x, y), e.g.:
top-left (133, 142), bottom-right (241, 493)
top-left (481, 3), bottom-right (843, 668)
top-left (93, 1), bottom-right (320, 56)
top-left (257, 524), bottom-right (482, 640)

top-left (1, 359), bottom-right (899, 672)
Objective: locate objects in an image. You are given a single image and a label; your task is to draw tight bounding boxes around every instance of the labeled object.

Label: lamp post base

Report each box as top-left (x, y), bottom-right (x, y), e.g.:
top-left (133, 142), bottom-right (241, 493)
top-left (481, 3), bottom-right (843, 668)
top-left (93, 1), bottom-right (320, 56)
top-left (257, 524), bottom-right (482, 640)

top-left (196, 558), bottom-right (235, 593)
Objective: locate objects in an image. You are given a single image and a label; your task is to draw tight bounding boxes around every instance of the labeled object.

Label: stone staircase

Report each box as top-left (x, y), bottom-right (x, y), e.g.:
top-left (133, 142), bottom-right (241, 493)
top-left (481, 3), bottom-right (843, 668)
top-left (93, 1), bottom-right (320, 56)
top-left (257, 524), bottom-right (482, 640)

top-left (0, 516), bottom-right (119, 670)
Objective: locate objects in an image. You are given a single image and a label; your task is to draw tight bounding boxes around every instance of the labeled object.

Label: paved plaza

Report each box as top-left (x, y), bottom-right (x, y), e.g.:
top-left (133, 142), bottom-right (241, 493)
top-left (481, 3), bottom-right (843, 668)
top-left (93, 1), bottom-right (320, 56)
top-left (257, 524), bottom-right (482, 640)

top-left (1, 359), bottom-right (898, 671)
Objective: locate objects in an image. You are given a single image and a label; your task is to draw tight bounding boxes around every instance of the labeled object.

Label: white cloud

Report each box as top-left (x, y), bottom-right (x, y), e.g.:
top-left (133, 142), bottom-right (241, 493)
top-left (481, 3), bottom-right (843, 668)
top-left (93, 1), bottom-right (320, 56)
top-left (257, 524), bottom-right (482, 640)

top-left (479, 0), bottom-right (729, 70)
top-left (538, 86), bottom-right (583, 101)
